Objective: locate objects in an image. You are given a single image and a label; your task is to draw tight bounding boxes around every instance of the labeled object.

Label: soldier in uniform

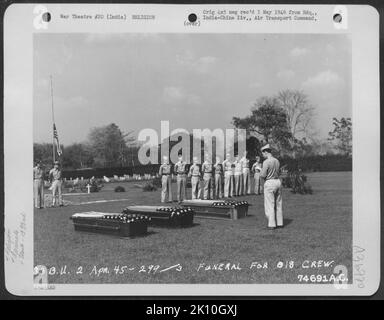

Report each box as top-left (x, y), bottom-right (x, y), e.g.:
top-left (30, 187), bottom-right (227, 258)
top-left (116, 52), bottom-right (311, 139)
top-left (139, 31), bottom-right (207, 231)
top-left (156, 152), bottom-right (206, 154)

top-left (159, 156), bottom-right (173, 203)
top-left (233, 155), bottom-right (243, 196)
top-left (33, 161), bottom-right (45, 209)
top-left (188, 156), bottom-right (201, 200)
top-left (201, 154), bottom-right (214, 200)
top-left (222, 153), bottom-right (234, 198)
top-left (49, 161), bottom-right (63, 207)
top-left (174, 153), bottom-right (187, 202)
top-left (214, 156), bottom-right (224, 199)
top-left (241, 151), bottom-right (251, 195)
top-left (251, 156), bottom-right (263, 195)
top-left (260, 144), bottom-right (283, 229)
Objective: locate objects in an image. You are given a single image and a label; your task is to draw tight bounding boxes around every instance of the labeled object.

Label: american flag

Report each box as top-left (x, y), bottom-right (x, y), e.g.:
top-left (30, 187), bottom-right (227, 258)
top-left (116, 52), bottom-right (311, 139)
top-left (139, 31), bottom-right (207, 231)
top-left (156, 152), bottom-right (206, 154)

top-left (53, 123), bottom-right (62, 156)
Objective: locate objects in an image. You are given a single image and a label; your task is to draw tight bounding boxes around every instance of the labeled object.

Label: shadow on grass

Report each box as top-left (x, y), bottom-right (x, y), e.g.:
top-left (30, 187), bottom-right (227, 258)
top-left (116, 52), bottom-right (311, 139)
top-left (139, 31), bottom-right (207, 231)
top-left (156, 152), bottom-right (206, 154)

top-left (283, 218), bottom-right (293, 227)
top-left (190, 222), bottom-right (201, 228)
top-left (150, 222), bottom-right (200, 229)
top-left (123, 230), bottom-right (159, 239)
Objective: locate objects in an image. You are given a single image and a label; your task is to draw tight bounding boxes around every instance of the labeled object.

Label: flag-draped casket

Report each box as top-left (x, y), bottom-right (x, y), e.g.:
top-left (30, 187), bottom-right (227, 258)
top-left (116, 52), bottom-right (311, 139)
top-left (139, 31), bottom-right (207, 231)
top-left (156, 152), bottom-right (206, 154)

top-left (180, 200), bottom-right (249, 220)
top-left (70, 211), bottom-right (149, 237)
top-left (122, 206), bottom-right (194, 227)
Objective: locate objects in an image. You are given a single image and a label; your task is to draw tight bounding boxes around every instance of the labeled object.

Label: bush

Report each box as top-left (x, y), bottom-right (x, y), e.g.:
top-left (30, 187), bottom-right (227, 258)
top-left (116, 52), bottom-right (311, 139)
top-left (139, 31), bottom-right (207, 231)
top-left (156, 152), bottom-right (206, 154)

top-left (283, 171), bottom-right (313, 195)
top-left (114, 186), bottom-right (125, 192)
top-left (152, 177), bottom-right (162, 188)
top-left (142, 182), bottom-right (157, 192)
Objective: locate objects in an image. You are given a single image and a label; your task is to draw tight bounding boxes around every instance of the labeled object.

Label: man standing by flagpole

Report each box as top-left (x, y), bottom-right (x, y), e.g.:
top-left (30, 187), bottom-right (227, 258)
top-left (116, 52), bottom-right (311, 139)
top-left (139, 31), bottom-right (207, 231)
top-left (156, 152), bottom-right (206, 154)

top-left (49, 161), bottom-right (63, 207)
top-left (33, 161), bottom-right (45, 209)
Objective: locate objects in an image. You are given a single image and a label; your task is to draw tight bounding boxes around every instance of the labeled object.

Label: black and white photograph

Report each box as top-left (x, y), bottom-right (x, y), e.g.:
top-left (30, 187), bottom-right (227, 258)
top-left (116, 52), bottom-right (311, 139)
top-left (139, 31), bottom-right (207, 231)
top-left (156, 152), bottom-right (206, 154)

top-left (3, 4), bottom-right (380, 296)
top-left (32, 32), bottom-right (354, 285)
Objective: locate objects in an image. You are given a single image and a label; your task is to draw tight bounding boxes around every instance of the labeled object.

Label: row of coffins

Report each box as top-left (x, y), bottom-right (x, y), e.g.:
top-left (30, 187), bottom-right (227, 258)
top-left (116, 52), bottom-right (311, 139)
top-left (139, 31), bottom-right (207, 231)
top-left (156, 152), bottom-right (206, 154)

top-left (70, 199), bottom-right (250, 238)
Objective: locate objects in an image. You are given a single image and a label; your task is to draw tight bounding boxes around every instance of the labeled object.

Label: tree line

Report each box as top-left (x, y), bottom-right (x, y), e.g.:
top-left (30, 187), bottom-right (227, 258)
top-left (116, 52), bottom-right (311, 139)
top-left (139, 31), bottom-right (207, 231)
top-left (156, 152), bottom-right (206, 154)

top-left (34, 123), bottom-right (140, 169)
top-left (34, 89), bottom-right (352, 169)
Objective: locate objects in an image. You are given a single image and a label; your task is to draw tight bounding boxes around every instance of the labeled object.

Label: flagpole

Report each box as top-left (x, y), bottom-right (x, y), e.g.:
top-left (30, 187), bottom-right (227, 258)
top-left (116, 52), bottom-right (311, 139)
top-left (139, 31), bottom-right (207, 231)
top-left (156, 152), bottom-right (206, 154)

top-left (50, 75), bottom-right (56, 163)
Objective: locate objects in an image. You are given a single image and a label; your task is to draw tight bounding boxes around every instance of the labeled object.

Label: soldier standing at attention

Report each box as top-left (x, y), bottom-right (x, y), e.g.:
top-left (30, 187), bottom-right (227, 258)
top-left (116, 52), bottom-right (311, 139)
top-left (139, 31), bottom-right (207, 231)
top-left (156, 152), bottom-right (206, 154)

top-left (174, 153), bottom-right (187, 202)
top-left (201, 154), bottom-right (214, 200)
top-left (252, 156), bottom-right (263, 195)
top-left (222, 153), bottom-right (234, 198)
top-left (188, 157), bottom-right (201, 200)
top-left (33, 161), bottom-right (45, 209)
top-left (234, 154), bottom-right (243, 196)
top-left (260, 144), bottom-right (283, 230)
top-left (214, 156), bottom-right (224, 199)
top-left (159, 156), bottom-right (173, 203)
top-left (241, 151), bottom-right (251, 195)
top-left (49, 161), bottom-right (63, 207)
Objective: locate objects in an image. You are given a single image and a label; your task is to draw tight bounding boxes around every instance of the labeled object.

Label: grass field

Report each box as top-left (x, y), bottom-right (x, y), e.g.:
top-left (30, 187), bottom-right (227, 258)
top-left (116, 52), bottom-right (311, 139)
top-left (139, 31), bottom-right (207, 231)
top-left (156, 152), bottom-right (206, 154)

top-left (34, 171), bottom-right (352, 284)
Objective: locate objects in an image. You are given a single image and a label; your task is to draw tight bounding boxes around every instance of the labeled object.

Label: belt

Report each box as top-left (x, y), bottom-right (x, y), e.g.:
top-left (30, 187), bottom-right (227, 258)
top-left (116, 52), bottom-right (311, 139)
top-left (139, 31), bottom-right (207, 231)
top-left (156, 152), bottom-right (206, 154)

top-left (191, 175), bottom-right (200, 177)
top-left (162, 173), bottom-right (170, 176)
top-left (177, 173), bottom-right (186, 176)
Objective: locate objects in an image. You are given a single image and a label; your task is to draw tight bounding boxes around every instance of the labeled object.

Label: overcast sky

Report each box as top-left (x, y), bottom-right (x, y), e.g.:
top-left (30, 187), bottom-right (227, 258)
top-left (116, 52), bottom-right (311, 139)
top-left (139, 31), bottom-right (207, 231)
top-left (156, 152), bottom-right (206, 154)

top-left (34, 33), bottom-right (351, 145)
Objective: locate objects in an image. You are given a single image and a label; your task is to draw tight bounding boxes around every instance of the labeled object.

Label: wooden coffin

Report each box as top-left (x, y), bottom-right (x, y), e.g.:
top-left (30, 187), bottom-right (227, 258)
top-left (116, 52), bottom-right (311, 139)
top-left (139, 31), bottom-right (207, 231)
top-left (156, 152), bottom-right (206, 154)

top-left (70, 211), bottom-right (149, 237)
top-left (122, 206), bottom-right (194, 227)
top-left (180, 200), bottom-right (249, 220)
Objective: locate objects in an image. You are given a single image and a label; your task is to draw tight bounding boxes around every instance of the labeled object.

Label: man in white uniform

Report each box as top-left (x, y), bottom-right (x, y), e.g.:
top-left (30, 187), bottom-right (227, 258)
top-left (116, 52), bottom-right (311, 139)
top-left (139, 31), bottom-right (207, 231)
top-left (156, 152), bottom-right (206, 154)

top-left (49, 161), bottom-right (63, 207)
top-left (251, 156), bottom-right (263, 195)
top-left (33, 161), bottom-right (45, 209)
top-left (201, 155), bottom-right (214, 200)
top-left (222, 153), bottom-right (234, 198)
top-left (174, 154), bottom-right (187, 202)
top-left (233, 155), bottom-right (243, 196)
top-left (214, 157), bottom-right (224, 199)
top-left (260, 144), bottom-right (283, 230)
top-left (188, 157), bottom-right (202, 200)
top-left (159, 156), bottom-right (173, 203)
top-left (240, 151), bottom-right (251, 195)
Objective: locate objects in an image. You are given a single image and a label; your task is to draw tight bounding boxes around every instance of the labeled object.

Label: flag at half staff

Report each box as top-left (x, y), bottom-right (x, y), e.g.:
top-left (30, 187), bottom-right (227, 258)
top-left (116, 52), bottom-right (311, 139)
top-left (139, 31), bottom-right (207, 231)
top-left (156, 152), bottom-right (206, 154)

top-left (53, 123), bottom-right (62, 156)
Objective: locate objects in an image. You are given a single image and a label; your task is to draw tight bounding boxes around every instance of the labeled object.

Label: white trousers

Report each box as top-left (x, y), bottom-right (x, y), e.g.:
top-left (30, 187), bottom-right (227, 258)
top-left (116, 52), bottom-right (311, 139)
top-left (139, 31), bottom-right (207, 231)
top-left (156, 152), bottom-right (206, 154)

top-left (224, 172), bottom-right (234, 197)
top-left (242, 168), bottom-right (251, 194)
top-left (191, 176), bottom-right (201, 200)
top-left (34, 179), bottom-right (44, 208)
top-left (234, 174), bottom-right (243, 196)
top-left (254, 172), bottom-right (263, 194)
top-left (203, 173), bottom-right (214, 200)
top-left (215, 174), bottom-right (223, 199)
top-left (51, 180), bottom-right (63, 206)
top-left (161, 175), bottom-right (172, 203)
top-left (264, 179), bottom-right (283, 228)
top-left (176, 174), bottom-right (186, 201)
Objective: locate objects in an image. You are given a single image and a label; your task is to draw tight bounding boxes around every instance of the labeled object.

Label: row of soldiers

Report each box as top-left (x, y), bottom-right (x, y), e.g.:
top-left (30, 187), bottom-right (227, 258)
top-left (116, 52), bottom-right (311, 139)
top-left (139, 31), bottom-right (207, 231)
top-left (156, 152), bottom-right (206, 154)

top-left (158, 152), bottom-right (264, 203)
